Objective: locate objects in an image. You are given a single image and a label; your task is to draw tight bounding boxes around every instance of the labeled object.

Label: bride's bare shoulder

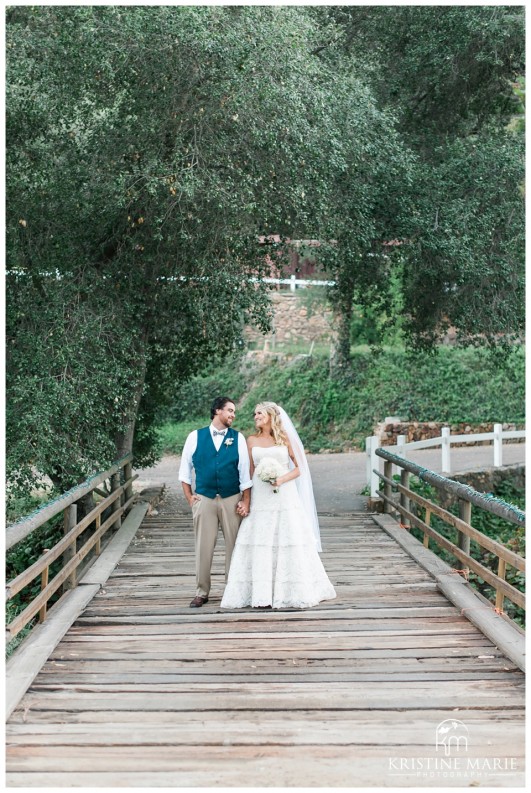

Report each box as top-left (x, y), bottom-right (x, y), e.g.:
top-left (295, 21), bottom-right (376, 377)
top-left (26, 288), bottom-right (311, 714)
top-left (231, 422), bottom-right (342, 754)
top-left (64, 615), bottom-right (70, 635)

top-left (247, 433), bottom-right (260, 447)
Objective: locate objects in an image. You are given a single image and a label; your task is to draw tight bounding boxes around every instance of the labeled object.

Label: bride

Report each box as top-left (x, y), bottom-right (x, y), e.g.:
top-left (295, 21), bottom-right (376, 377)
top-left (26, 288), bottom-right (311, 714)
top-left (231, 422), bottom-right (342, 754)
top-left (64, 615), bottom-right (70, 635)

top-left (220, 402), bottom-right (336, 609)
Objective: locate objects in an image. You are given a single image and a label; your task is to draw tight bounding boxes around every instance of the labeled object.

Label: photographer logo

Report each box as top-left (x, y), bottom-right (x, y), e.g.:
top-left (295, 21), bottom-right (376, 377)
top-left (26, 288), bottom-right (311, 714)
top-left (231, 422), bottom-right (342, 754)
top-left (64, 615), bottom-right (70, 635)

top-left (435, 719), bottom-right (469, 756)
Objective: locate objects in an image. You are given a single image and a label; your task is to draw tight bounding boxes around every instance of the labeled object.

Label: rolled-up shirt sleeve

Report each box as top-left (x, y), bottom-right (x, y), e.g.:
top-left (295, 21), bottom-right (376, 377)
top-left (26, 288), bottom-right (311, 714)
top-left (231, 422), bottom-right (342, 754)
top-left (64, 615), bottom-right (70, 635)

top-left (238, 433), bottom-right (253, 491)
top-left (178, 431), bottom-right (198, 485)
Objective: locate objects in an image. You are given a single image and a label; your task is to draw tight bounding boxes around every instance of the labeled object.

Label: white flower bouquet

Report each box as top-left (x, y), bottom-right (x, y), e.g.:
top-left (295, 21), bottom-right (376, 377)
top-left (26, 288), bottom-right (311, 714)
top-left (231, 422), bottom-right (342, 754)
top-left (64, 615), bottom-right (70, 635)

top-left (255, 457), bottom-right (284, 493)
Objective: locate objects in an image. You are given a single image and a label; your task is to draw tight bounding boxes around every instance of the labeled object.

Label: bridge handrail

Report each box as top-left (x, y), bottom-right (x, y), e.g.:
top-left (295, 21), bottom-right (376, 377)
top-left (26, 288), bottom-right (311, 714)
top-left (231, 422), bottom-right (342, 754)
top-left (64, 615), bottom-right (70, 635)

top-left (6, 454), bottom-right (133, 550)
top-left (6, 454), bottom-right (136, 642)
top-left (375, 448), bottom-right (525, 526)
top-left (374, 447), bottom-right (525, 620)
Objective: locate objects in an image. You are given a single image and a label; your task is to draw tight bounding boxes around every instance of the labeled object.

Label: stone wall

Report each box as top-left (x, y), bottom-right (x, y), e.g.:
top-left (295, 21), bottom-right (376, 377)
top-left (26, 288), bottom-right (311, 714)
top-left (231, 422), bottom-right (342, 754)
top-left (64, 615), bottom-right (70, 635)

top-left (374, 419), bottom-right (525, 447)
top-left (245, 292), bottom-right (334, 348)
top-left (448, 464), bottom-right (525, 494)
top-left (439, 464), bottom-right (524, 510)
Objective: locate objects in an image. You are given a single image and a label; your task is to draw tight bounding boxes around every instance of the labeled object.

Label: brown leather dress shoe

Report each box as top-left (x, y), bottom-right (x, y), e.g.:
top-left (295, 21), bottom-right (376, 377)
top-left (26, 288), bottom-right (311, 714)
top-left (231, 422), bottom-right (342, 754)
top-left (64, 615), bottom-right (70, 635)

top-left (190, 596), bottom-right (209, 608)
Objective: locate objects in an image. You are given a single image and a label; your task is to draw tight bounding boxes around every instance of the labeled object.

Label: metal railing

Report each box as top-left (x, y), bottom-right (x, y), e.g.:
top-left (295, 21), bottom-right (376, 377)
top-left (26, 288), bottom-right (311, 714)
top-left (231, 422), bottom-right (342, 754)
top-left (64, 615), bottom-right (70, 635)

top-left (373, 447), bottom-right (525, 620)
top-left (6, 455), bottom-right (136, 642)
top-left (366, 424), bottom-right (525, 497)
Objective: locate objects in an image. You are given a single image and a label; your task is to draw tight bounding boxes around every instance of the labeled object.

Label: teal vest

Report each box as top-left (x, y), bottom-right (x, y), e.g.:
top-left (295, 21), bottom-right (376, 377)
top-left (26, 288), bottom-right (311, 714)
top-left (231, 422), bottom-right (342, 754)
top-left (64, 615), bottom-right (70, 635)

top-left (193, 427), bottom-right (241, 498)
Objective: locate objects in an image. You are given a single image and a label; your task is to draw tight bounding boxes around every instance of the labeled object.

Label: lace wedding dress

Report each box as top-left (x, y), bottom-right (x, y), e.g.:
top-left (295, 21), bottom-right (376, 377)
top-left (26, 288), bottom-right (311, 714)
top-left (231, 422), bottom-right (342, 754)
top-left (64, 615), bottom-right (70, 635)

top-left (220, 445), bottom-right (336, 609)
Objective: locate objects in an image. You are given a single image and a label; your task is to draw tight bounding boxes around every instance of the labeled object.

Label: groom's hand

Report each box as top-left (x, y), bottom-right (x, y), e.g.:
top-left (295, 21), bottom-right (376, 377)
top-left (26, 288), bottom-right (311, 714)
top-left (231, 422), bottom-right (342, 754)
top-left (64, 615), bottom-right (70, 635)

top-left (188, 494), bottom-right (201, 507)
top-left (236, 500), bottom-right (249, 517)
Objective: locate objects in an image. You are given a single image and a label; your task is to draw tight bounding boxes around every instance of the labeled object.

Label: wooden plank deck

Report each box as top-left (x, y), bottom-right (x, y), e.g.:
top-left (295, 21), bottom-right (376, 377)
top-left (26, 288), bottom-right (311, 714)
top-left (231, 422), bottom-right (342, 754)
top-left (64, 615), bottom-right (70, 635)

top-left (6, 492), bottom-right (525, 787)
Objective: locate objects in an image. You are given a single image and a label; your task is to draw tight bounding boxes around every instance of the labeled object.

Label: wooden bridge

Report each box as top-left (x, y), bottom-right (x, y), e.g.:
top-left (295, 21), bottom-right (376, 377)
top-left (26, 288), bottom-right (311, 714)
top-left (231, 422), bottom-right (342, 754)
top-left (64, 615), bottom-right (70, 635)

top-left (5, 479), bottom-right (525, 787)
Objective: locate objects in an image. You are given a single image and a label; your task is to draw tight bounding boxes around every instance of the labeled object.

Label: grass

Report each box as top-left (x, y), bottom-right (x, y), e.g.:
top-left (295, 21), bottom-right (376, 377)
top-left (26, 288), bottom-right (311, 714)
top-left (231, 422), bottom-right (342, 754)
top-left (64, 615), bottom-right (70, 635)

top-left (156, 420), bottom-right (203, 456)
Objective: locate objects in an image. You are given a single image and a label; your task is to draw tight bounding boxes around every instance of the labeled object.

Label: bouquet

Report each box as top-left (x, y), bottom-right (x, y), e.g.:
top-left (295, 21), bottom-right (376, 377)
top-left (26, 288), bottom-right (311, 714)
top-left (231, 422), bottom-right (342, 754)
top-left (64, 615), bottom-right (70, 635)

top-left (255, 457), bottom-right (284, 493)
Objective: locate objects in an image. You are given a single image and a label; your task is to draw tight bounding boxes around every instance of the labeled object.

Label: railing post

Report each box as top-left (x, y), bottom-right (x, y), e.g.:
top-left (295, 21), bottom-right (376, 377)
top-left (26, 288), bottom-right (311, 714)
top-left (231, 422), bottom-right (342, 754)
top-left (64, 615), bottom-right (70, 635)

top-left (370, 435), bottom-right (381, 498)
top-left (39, 549), bottom-right (50, 622)
top-left (496, 559), bottom-right (507, 612)
top-left (400, 469), bottom-right (410, 519)
top-left (383, 460), bottom-right (393, 513)
top-left (63, 504), bottom-right (77, 592)
top-left (396, 434), bottom-right (406, 460)
top-left (125, 460), bottom-right (133, 503)
top-left (110, 472), bottom-right (122, 530)
top-left (423, 509), bottom-right (431, 547)
top-left (493, 423), bottom-right (503, 467)
top-left (95, 514), bottom-right (102, 555)
top-left (458, 499), bottom-right (471, 576)
top-left (441, 426), bottom-right (451, 473)
top-left (290, 274), bottom-right (296, 292)
top-left (366, 436), bottom-right (373, 492)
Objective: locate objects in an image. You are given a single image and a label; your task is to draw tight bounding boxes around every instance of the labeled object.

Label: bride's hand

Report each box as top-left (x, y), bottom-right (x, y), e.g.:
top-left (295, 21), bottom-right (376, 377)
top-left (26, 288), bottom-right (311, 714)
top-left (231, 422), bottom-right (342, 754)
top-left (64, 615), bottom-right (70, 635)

top-left (236, 500), bottom-right (249, 517)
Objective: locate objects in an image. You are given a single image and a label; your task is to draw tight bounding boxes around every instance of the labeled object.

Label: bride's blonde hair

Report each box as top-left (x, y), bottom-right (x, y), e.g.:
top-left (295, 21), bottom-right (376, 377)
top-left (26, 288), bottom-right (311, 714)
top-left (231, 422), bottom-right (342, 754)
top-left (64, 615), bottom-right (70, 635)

top-left (255, 402), bottom-right (289, 447)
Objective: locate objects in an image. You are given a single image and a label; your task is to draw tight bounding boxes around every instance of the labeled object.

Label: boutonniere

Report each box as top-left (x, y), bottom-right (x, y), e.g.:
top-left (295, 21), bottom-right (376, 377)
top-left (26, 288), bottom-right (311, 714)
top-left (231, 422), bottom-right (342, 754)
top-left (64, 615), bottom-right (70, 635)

top-left (224, 438), bottom-right (234, 447)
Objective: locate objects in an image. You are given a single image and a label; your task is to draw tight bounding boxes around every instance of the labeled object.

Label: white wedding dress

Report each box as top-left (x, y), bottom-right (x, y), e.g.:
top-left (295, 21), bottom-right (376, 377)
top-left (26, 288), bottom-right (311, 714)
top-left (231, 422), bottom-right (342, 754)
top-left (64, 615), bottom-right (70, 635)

top-left (220, 445), bottom-right (336, 609)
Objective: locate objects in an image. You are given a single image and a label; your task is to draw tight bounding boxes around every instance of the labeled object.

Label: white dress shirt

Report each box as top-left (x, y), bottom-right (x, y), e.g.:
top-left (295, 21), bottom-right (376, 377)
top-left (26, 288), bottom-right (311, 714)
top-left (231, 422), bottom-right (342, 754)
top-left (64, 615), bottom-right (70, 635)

top-left (178, 424), bottom-right (253, 492)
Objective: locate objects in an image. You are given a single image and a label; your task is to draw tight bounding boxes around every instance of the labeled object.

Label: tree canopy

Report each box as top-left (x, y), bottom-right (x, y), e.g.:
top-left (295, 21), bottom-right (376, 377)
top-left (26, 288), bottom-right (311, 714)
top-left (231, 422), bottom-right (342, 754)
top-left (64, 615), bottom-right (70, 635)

top-left (6, 5), bottom-right (525, 506)
top-left (313, 4), bottom-right (524, 353)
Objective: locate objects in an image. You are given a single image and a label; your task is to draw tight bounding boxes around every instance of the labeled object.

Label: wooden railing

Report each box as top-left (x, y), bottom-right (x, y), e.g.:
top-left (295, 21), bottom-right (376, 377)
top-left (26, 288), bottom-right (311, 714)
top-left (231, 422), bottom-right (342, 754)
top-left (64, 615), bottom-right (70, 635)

top-left (6, 455), bottom-right (136, 641)
top-left (374, 448), bottom-right (525, 620)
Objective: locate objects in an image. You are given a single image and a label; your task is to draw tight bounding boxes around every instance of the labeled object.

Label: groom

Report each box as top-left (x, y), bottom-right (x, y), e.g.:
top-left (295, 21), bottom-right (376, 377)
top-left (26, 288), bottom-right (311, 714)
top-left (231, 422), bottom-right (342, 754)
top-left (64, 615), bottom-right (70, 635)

top-left (179, 396), bottom-right (252, 607)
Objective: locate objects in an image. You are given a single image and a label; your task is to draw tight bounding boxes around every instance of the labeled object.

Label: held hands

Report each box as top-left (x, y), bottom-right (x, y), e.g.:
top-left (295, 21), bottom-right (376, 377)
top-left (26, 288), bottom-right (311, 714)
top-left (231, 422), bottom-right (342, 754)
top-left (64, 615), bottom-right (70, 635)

top-left (236, 500), bottom-right (250, 517)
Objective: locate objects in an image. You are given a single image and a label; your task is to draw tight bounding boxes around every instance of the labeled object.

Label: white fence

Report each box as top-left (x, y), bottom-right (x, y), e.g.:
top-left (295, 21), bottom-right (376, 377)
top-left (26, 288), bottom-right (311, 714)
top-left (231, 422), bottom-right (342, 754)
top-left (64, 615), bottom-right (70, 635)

top-left (262, 276), bottom-right (334, 292)
top-left (366, 424), bottom-right (526, 498)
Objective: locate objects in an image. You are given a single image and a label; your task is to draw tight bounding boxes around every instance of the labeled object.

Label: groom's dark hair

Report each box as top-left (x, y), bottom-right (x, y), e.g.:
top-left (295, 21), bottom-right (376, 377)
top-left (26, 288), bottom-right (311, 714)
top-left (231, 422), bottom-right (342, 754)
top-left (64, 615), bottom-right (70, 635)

top-left (211, 396), bottom-right (235, 420)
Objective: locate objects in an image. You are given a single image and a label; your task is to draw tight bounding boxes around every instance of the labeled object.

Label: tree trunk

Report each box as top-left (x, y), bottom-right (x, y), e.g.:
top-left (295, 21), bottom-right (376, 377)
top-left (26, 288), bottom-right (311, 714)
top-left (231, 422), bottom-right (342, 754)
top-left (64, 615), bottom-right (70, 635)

top-left (114, 348), bottom-right (148, 460)
top-left (331, 269), bottom-right (355, 374)
top-left (335, 300), bottom-right (353, 370)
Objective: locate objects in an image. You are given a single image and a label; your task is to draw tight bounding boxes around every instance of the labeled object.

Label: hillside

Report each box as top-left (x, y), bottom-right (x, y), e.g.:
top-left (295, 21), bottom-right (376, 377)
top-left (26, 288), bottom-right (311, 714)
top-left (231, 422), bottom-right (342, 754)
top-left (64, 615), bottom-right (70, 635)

top-left (157, 346), bottom-right (525, 454)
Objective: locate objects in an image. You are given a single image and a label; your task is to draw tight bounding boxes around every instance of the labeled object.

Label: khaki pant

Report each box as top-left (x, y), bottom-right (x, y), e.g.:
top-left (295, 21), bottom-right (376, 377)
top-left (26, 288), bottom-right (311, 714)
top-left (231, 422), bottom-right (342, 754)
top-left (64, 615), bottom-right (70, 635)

top-left (192, 492), bottom-right (242, 597)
